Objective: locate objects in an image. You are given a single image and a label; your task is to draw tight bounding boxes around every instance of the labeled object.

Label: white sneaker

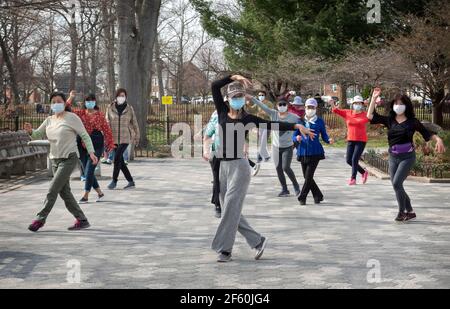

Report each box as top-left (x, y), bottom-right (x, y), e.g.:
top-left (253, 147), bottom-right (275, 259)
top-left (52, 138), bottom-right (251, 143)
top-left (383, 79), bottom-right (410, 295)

top-left (252, 163), bottom-right (261, 176)
top-left (96, 193), bottom-right (105, 202)
top-left (255, 237), bottom-right (267, 260)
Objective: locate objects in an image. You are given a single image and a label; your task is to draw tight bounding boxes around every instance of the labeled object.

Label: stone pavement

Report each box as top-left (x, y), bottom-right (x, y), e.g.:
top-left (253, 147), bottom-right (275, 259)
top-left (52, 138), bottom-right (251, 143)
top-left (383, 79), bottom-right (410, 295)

top-left (0, 148), bottom-right (449, 289)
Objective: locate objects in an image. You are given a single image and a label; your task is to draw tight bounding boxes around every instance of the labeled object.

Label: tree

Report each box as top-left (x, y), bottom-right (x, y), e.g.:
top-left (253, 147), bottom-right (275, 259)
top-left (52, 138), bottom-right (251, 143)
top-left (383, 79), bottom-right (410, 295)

top-left (116, 0), bottom-right (161, 146)
top-left (391, 0), bottom-right (450, 125)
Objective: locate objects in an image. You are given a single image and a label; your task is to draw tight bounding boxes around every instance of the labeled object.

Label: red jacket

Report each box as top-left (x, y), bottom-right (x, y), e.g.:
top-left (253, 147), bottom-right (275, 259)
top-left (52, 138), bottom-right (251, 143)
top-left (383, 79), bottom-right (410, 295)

top-left (332, 108), bottom-right (369, 142)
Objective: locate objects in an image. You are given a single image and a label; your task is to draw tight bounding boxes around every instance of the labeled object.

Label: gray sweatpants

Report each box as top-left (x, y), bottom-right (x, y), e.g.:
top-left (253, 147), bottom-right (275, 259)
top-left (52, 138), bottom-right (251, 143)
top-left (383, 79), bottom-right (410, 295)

top-left (211, 158), bottom-right (262, 253)
top-left (389, 152), bottom-right (416, 213)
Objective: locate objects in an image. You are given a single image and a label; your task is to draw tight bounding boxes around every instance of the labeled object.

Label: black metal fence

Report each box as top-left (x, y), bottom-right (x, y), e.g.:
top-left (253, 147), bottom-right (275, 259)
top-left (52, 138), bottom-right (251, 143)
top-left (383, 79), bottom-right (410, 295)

top-left (1, 103), bottom-right (450, 157)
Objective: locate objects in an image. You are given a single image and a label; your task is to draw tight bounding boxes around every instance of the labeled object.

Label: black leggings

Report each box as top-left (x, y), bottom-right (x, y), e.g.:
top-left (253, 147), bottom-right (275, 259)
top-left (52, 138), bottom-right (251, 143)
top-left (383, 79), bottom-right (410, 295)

top-left (346, 141), bottom-right (366, 179)
top-left (210, 156), bottom-right (221, 207)
top-left (112, 143), bottom-right (133, 182)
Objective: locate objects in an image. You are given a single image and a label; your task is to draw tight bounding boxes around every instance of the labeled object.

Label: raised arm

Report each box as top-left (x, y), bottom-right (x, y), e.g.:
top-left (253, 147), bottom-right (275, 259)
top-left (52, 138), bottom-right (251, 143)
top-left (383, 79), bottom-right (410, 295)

top-left (211, 75), bottom-right (233, 113)
top-left (367, 87), bottom-right (381, 120)
top-left (250, 96), bottom-right (277, 117)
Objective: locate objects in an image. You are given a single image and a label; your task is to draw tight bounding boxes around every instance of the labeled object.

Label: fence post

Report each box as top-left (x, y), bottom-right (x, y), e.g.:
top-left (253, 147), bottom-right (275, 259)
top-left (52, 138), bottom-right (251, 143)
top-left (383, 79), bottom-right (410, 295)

top-left (165, 103), bottom-right (170, 145)
top-left (14, 115), bottom-right (19, 131)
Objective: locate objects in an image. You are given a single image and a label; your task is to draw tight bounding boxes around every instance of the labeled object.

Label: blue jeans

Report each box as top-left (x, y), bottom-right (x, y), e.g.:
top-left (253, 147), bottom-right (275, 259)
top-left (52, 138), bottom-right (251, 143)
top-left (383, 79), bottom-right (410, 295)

top-left (108, 145), bottom-right (130, 161)
top-left (346, 141), bottom-right (366, 179)
top-left (79, 131), bottom-right (104, 192)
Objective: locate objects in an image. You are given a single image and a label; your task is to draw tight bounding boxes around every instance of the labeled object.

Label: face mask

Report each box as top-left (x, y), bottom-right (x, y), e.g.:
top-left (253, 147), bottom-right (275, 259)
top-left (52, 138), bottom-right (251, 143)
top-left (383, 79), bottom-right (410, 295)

top-left (393, 104), bottom-right (406, 115)
top-left (305, 109), bottom-right (316, 118)
top-left (258, 96), bottom-right (265, 102)
top-left (85, 101), bottom-right (96, 109)
top-left (230, 97), bottom-right (245, 110)
top-left (117, 96), bottom-right (126, 105)
top-left (353, 104), bottom-right (363, 111)
top-left (51, 103), bottom-right (65, 114)
top-left (298, 109), bottom-right (305, 117)
top-left (278, 105), bottom-right (288, 113)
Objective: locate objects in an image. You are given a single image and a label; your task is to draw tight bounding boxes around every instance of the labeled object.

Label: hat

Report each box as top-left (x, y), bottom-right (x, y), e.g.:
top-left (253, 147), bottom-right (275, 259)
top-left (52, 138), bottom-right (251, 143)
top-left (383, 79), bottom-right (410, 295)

top-left (305, 98), bottom-right (318, 107)
top-left (227, 82), bottom-right (245, 99)
top-left (352, 95), bottom-right (364, 103)
top-left (292, 96), bottom-right (303, 106)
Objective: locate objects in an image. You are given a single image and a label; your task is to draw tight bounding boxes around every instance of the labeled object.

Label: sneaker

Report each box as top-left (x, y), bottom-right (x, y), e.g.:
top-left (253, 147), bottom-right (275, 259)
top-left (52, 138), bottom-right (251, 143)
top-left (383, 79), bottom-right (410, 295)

top-left (107, 181), bottom-right (117, 190)
top-left (217, 252), bottom-right (232, 263)
top-left (100, 158), bottom-right (107, 163)
top-left (28, 220), bottom-right (44, 232)
top-left (362, 170), bottom-right (369, 184)
top-left (257, 155), bottom-right (263, 163)
top-left (124, 160), bottom-right (129, 165)
top-left (252, 163), bottom-right (261, 176)
top-left (214, 205), bottom-right (222, 218)
top-left (264, 157), bottom-right (271, 162)
top-left (294, 187), bottom-right (301, 197)
top-left (255, 237), bottom-right (267, 260)
top-left (404, 212), bottom-right (417, 222)
top-left (80, 176), bottom-right (86, 182)
top-left (96, 193), bottom-right (105, 202)
top-left (314, 196), bottom-right (324, 204)
top-left (299, 199), bottom-right (306, 206)
top-left (395, 212), bottom-right (407, 222)
top-left (68, 219), bottom-right (90, 231)
top-left (103, 159), bottom-right (112, 165)
top-left (123, 181), bottom-right (135, 189)
top-left (79, 197), bottom-right (88, 204)
top-left (278, 189), bottom-right (290, 197)
top-left (348, 178), bottom-right (357, 186)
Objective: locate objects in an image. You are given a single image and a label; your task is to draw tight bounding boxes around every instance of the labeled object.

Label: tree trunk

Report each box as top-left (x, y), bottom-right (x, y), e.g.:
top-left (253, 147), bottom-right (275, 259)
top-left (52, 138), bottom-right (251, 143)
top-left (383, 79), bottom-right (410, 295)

top-left (431, 89), bottom-right (445, 126)
top-left (117, 0), bottom-right (161, 147)
top-left (89, 30), bottom-right (98, 94)
top-left (339, 83), bottom-right (348, 108)
top-left (101, 1), bottom-right (116, 101)
top-left (0, 31), bottom-right (20, 104)
top-left (69, 12), bottom-right (78, 92)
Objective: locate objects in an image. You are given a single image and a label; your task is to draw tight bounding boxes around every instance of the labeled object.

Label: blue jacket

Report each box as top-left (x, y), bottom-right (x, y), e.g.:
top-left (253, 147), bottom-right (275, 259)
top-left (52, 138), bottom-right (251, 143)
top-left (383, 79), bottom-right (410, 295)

top-left (293, 117), bottom-right (330, 158)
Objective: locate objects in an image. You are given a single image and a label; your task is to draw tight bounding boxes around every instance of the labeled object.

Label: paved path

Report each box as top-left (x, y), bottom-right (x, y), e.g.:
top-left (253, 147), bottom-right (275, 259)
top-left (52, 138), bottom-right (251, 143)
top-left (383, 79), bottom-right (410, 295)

top-left (0, 148), bottom-right (449, 288)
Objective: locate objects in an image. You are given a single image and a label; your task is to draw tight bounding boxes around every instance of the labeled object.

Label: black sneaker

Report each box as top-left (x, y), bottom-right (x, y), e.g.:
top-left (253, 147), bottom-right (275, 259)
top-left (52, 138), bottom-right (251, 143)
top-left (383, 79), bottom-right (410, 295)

top-left (255, 237), bottom-right (267, 260)
top-left (214, 205), bottom-right (222, 218)
top-left (217, 251), bottom-right (232, 262)
top-left (79, 197), bottom-right (88, 204)
top-left (68, 219), bottom-right (90, 230)
top-left (278, 190), bottom-right (290, 197)
top-left (299, 200), bottom-right (306, 206)
top-left (314, 196), bottom-right (324, 204)
top-left (28, 220), bottom-right (44, 232)
top-left (404, 212), bottom-right (417, 222)
top-left (395, 212), bottom-right (407, 222)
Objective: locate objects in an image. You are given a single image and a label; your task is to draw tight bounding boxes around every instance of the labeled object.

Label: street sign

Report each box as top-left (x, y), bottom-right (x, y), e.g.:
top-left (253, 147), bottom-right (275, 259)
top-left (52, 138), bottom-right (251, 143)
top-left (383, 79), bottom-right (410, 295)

top-left (162, 96), bottom-right (173, 105)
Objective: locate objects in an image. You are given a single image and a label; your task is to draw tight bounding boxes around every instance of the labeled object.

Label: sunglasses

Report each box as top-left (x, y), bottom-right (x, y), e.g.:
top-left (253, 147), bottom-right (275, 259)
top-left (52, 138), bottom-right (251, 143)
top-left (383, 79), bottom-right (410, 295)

top-left (278, 103), bottom-right (287, 107)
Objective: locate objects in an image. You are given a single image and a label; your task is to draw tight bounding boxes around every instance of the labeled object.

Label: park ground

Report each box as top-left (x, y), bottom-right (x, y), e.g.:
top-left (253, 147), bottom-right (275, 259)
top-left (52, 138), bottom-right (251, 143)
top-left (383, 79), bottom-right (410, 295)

top-left (0, 148), bottom-right (449, 289)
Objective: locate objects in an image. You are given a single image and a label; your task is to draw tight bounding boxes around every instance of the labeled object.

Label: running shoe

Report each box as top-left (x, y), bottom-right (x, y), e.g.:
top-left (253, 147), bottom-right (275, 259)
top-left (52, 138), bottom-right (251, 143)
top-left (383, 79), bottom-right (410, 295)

top-left (214, 205), bottom-right (221, 218)
top-left (348, 178), bottom-right (357, 186)
top-left (395, 212), bottom-right (407, 222)
top-left (362, 170), bottom-right (369, 184)
top-left (28, 220), bottom-right (44, 232)
top-left (79, 197), bottom-right (88, 204)
top-left (96, 193), bottom-right (105, 202)
top-left (404, 212), bottom-right (417, 222)
top-left (278, 189), bottom-right (290, 197)
top-left (217, 252), bottom-right (232, 262)
top-left (252, 163), bottom-right (261, 176)
top-left (255, 237), bottom-right (267, 260)
top-left (107, 181), bottom-right (117, 190)
top-left (68, 219), bottom-right (90, 231)
top-left (124, 181), bottom-right (135, 189)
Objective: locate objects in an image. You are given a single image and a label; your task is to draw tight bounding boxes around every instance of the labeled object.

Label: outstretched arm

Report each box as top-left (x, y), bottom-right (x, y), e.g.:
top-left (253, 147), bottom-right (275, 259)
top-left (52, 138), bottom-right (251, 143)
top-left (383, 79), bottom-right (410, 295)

top-left (367, 87), bottom-right (381, 120)
top-left (250, 96), bottom-right (277, 118)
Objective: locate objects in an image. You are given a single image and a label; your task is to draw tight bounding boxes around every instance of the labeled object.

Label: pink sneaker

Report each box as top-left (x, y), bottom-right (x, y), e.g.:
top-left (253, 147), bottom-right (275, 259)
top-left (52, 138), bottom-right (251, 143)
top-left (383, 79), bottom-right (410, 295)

top-left (348, 178), bottom-right (356, 186)
top-left (28, 220), bottom-right (44, 232)
top-left (362, 170), bottom-right (369, 184)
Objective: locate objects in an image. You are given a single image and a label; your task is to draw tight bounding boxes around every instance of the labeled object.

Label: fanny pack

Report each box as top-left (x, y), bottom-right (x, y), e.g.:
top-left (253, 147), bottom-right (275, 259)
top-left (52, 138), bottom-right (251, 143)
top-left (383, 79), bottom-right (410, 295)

top-left (390, 142), bottom-right (414, 155)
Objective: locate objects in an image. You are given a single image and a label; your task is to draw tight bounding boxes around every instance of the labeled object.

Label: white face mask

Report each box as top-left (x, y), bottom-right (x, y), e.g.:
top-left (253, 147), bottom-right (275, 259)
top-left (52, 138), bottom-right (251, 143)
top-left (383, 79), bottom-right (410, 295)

top-left (278, 105), bottom-right (288, 113)
top-left (258, 95), bottom-right (265, 102)
top-left (393, 104), bottom-right (406, 115)
top-left (305, 109), bottom-right (316, 118)
top-left (117, 96), bottom-right (126, 105)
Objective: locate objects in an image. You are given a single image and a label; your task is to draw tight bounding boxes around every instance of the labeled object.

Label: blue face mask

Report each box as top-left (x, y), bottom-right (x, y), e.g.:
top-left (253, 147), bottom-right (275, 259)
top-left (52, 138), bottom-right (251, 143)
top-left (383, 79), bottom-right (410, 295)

top-left (230, 97), bottom-right (245, 110)
top-left (51, 103), bottom-right (65, 114)
top-left (353, 104), bottom-right (363, 111)
top-left (85, 101), bottom-right (96, 109)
